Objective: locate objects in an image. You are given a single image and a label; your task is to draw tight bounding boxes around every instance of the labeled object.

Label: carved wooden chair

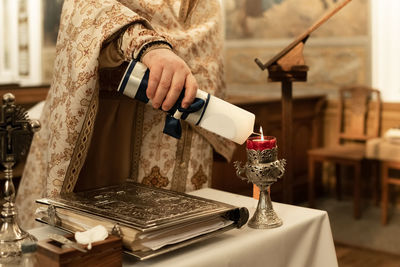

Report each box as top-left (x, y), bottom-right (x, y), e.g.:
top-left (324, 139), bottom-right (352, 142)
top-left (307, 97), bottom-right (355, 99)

top-left (308, 85), bottom-right (381, 219)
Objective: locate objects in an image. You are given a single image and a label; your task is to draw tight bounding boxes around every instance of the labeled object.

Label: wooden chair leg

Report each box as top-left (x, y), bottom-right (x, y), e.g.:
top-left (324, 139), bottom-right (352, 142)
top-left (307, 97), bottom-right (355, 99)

top-left (354, 163), bottom-right (361, 219)
top-left (335, 163), bottom-right (342, 201)
top-left (308, 157), bottom-right (316, 208)
top-left (381, 162), bottom-right (389, 225)
top-left (371, 160), bottom-right (380, 206)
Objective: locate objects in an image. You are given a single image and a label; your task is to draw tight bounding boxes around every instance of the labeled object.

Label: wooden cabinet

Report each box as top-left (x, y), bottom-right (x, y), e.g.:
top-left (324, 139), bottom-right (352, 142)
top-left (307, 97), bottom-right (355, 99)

top-left (212, 95), bottom-right (326, 203)
top-left (0, 85), bottom-right (49, 106)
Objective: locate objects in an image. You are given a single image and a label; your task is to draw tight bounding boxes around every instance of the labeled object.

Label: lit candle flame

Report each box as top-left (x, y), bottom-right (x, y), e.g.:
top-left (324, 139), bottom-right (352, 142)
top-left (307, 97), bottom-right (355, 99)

top-left (260, 126), bottom-right (264, 141)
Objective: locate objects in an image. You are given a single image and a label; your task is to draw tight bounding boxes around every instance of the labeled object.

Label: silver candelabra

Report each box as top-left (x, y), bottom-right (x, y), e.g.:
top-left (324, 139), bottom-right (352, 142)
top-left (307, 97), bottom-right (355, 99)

top-left (234, 146), bottom-right (286, 229)
top-left (0, 93), bottom-right (41, 261)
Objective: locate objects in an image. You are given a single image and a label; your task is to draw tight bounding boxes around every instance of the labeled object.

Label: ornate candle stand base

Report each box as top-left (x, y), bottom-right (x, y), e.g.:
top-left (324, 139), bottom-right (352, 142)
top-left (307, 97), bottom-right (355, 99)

top-left (0, 163), bottom-right (37, 262)
top-left (0, 93), bottom-right (41, 261)
top-left (234, 147), bottom-right (286, 229)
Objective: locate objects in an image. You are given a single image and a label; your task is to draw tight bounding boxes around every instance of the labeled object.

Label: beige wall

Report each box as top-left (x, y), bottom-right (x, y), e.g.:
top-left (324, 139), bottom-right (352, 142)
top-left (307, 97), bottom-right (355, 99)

top-left (224, 0), bottom-right (370, 98)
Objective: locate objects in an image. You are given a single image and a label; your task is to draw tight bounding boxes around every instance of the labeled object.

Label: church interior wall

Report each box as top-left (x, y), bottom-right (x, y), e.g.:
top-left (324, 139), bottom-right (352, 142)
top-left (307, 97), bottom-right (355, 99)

top-left (1, 0), bottom-right (400, 205)
top-left (224, 0), bottom-right (371, 99)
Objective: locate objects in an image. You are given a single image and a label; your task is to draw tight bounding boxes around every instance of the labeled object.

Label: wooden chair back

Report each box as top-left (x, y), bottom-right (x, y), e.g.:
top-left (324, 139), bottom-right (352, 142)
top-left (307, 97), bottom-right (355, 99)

top-left (337, 85), bottom-right (381, 144)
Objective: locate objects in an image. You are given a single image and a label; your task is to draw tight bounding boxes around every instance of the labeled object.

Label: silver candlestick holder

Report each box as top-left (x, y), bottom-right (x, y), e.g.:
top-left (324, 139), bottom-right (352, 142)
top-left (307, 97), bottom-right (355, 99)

top-left (0, 93), bottom-right (41, 261)
top-left (234, 145), bottom-right (286, 229)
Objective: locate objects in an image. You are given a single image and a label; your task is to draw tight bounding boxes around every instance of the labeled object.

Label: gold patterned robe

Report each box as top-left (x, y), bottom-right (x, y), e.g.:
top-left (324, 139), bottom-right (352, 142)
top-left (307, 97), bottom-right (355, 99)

top-left (16, 0), bottom-right (236, 229)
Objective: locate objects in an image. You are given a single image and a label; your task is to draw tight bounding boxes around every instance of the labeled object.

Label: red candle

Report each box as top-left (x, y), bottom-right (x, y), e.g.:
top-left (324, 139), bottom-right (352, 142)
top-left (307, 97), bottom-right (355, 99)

top-left (246, 136), bottom-right (277, 150)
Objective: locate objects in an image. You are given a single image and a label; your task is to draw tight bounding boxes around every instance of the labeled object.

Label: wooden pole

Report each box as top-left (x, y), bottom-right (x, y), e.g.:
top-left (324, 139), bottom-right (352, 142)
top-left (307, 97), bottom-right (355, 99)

top-left (281, 80), bottom-right (293, 203)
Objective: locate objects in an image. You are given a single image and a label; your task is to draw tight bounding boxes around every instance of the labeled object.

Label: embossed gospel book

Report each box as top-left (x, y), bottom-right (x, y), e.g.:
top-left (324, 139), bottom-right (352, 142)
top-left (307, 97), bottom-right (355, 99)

top-left (36, 182), bottom-right (249, 260)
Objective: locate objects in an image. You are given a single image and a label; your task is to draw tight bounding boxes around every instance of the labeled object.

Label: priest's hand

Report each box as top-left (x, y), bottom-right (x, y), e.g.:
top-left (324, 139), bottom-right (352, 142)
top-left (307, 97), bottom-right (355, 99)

top-left (141, 48), bottom-right (198, 111)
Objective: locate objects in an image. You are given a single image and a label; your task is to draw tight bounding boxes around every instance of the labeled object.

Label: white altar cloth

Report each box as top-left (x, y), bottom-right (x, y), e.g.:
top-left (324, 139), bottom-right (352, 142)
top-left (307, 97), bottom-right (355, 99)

top-left (29, 188), bottom-right (338, 267)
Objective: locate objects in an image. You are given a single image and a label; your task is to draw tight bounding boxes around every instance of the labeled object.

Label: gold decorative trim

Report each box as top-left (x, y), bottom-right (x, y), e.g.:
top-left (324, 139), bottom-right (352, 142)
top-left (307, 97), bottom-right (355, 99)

top-left (128, 102), bottom-right (145, 182)
top-left (171, 122), bottom-right (192, 192)
top-left (62, 90), bottom-right (99, 193)
top-left (142, 166), bottom-right (170, 188)
top-left (191, 165), bottom-right (208, 190)
top-left (207, 151), bottom-right (213, 186)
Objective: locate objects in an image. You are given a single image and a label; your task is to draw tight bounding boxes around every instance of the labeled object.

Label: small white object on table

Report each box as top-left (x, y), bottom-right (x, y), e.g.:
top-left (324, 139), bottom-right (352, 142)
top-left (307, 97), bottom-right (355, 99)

top-left (29, 189), bottom-right (338, 267)
top-left (366, 137), bottom-right (400, 161)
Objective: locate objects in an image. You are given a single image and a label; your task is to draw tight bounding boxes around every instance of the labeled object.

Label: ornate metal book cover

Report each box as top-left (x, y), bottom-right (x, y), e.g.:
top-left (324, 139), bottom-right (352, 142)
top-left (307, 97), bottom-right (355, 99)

top-left (36, 182), bottom-right (249, 260)
top-left (37, 182), bottom-right (242, 231)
